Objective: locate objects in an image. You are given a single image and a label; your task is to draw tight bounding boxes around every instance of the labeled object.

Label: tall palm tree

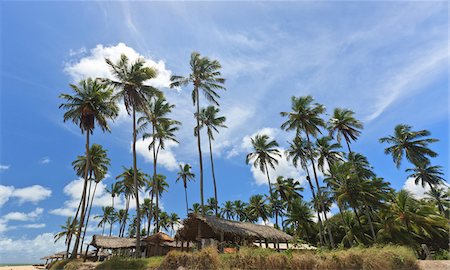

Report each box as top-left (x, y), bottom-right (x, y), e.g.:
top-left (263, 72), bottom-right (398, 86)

top-left (248, 194), bottom-right (271, 224)
top-left (315, 136), bottom-right (343, 173)
top-left (141, 198), bottom-right (152, 234)
top-left (54, 217), bottom-right (78, 258)
top-left (170, 52), bottom-right (226, 215)
top-left (73, 144), bottom-right (111, 253)
top-left (96, 206), bottom-right (115, 235)
top-left (233, 200), bottom-right (248, 222)
top-left (425, 187), bottom-right (450, 217)
top-left (285, 137), bottom-right (326, 245)
top-left (158, 212), bottom-right (171, 234)
top-left (197, 105), bottom-right (227, 216)
top-left (176, 164), bottom-right (195, 216)
top-left (107, 182), bottom-right (122, 209)
top-left (246, 134), bottom-right (281, 196)
top-left (282, 198), bottom-right (315, 243)
top-left (328, 108), bottom-right (363, 153)
top-left (116, 167), bottom-right (147, 237)
top-left (59, 78), bottom-right (118, 258)
top-left (379, 124), bottom-right (438, 168)
top-left (115, 209), bottom-right (128, 237)
top-left (206, 197), bottom-right (218, 216)
top-left (168, 213), bottom-right (180, 237)
top-left (406, 161), bottom-right (446, 192)
top-left (280, 95), bottom-right (334, 247)
top-left (102, 54), bottom-right (163, 256)
top-left (146, 174), bottom-right (169, 230)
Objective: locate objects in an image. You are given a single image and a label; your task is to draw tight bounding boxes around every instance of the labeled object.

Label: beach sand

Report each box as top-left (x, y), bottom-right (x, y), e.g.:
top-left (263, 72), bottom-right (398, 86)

top-left (0, 266), bottom-right (41, 270)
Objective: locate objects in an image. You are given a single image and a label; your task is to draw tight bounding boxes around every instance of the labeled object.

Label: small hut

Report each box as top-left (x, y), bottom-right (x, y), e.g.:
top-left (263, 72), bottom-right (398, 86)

top-left (86, 235), bottom-right (140, 260)
top-left (143, 232), bottom-right (176, 256)
top-left (176, 214), bottom-right (293, 251)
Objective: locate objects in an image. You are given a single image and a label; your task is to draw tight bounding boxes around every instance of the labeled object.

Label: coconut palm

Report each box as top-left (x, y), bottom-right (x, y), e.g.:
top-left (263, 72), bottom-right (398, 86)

top-left (197, 106), bottom-right (227, 216)
top-left (96, 206), bottom-right (115, 235)
top-left (206, 197), bottom-right (219, 216)
top-left (246, 134), bottom-right (281, 196)
top-left (189, 203), bottom-right (202, 214)
top-left (282, 198), bottom-right (315, 242)
top-left (221, 201), bottom-right (235, 220)
top-left (141, 198), bottom-right (152, 234)
top-left (280, 95), bottom-right (334, 247)
top-left (233, 200), bottom-right (248, 222)
top-left (168, 213), bottom-right (180, 237)
top-left (107, 182), bottom-right (122, 209)
top-left (54, 217), bottom-right (78, 258)
top-left (115, 209), bottom-right (128, 237)
top-left (73, 144), bottom-right (110, 253)
top-left (268, 193), bottom-right (285, 229)
top-left (116, 167), bottom-right (147, 237)
top-left (176, 164), bottom-right (195, 216)
top-left (406, 161), bottom-right (446, 192)
top-left (328, 108), bottom-right (363, 153)
top-left (145, 174), bottom-right (169, 232)
top-left (170, 52), bottom-right (226, 215)
top-left (158, 212), bottom-right (171, 233)
top-left (315, 136), bottom-right (343, 173)
top-left (102, 54), bottom-right (163, 256)
top-left (425, 187), bottom-right (450, 217)
top-left (379, 124), bottom-right (438, 168)
top-left (248, 194), bottom-right (271, 224)
top-left (59, 78), bottom-right (118, 258)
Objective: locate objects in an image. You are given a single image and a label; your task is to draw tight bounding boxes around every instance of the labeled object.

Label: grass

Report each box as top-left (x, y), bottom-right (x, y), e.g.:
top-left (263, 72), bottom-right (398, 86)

top-left (48, 259), bottom-right (82, 270)
top-left (94, 245), bottom-right (419, 270)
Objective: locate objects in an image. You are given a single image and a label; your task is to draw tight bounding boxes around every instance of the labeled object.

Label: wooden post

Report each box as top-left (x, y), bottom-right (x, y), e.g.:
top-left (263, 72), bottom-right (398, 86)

top-left (259, 239), bottom-right (262, 247)
top-left (197, 222), bottom-right (202, 249)
top-left (181, 241), bottom-right (184, 252)
top-left (276, 239), bottom-right (280, 252)
top-left (286, 241), bottom-right (289, 249)
top-left (220, 232), bottom-right (224, 253)
top-left (265, 239), bottom-right (268, 248)
top-left (83, 244), bottom-right (90, 262)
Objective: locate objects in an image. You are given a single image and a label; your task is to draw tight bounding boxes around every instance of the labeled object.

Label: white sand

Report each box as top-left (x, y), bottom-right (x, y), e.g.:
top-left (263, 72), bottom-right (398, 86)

top-left (0, 266), bottom-right (40, 270)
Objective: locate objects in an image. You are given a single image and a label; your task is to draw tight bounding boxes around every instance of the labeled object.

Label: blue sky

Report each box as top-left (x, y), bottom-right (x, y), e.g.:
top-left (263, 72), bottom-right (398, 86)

top-left (0, 1), bottom-right (448, 264)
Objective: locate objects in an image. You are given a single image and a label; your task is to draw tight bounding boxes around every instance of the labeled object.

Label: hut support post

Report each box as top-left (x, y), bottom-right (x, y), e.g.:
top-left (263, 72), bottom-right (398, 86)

top-left (286, 241), bottom-right (289, 249)
top-left (181, 241), bottom-right (184, 252)
top-left (276, 239), bottom-right (280, 252)
top-left (219, 232), bottom-right (224, 253)
top-left (197, 222), bottom-right (202, 250)
top-left (83, 244), bottom-right (90, 262)
top-left (265, 239), bottom-right (268, 248)
top-left (259, 239), bottom-right (262, 247)
top-left (96, 249), bottom-right (100, 262)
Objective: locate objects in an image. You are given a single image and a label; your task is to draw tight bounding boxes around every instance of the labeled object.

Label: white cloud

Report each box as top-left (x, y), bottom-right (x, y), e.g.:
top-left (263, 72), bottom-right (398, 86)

top-left (23, 223), bottom-right (46, 229)
top-left (403, 177), bottom-right (450, 199)
top-left (135, 138), bottom-right (179, 171)
top-left (40, 157), bottom-right (51, 164)
top-left (0, 233), bottom-right (65, 264)
top-left (228, 127), bottom-right (279, 159)
top-left (0, 165), bottom-right (10, 171)
top-left (2, 208), bottom-right (44, 222)
top-left (0, 185), bottom-right (52, 207)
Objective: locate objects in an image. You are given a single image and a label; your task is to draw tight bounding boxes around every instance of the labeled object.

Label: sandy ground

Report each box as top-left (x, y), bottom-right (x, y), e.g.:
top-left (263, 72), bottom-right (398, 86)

top-left (0, 266), bottom-right (41, 270)
top-left (417, 260), bottom-right (450, 270)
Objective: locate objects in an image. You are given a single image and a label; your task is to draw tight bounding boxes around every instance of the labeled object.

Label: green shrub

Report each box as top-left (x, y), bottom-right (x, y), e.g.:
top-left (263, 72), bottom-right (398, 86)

top-left (434, 249), bottom-right (450, 260)
top-left (160, 247), bottom-right (219, 270)
top-left (95, 256), bottom-right (163, 270)
top-left (49, 259), bottom-right (71, 270)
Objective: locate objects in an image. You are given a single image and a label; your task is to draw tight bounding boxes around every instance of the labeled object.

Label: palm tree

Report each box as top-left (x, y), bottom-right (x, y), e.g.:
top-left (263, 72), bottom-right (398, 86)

top-left (138, 97), bottom-right (179, 232)
top-left (107, 182), bottom-right (122, 209)
top-left (206, 197), bottom-right (219, 216)
top-left (221, 201), bottom-right (235, 220)
top-left (115, 209), bottom-right (128, 237)
top-left (315, 136), bottom-right (343, 173)
top-left (246, 134), bottom-right (281, 196)
top-left (96, 206), bottom-right (115, 235)
top-left (189, 203), bottom-right (202, 214)
top-left (73, 144), bottom-right (110, 253)
top-left (141, 198), bottom-right (152, 234)
top-left (59, 78), bottom-right (118, 258)
top-left (328, 108), bottom-right (363, 153)
top-left (425, 187), bottom-right (450, 217)
top-left (102, 54), bottom-right (163, 256)
top-left (197, 106), bottom-right (227, 216)
top-left (176, 164), bottom-right (195, 216)
top-left (233, 200), bottom-right (248, 222)
top-left (158, 212), bottom-right (170, 234)
top-left (116, 167), bottom-right (147, 237)
top-left (168, 213), bottom-right (180, 237)
top-left (406, 161), bottom-right (446, 192)
top-left (280, 95), bottom-right (334, 247)
top-left (146, 174), bottom-right (169, 230)
top-left (54, 217), bottom-right (78, 258)
top-left (379, 124), bottom-right (438, 168)
top-left (282, 198), bottom-right (315, 243)
top-left (268, 193), bottom-right (285, 229)
top-left (170, 52), bottom-right (226, 215)
top-left (285, 137), bottom-right (326, 245)
top-left (248, 194), bottom-right (271, 224)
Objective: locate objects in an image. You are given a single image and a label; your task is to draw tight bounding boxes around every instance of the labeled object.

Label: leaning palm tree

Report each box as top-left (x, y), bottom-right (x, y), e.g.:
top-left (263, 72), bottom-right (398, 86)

top-left (246, 134), bottom-right (281, 196)
top-left (54, 217), bottom-right (78, 259)
top-left (102, 54), bottom-right (163, 256)
top-left (328, 108), bottom-right (363, 153)
top-left (170, 52), bottom-right (226, 215)
top-left (176, 164), bottom-right (196, 216)
top-left (197, 105), bottom-right (227, 216)
top-left (406, 161), bottom-right (446, 192)
top-left (73, 144), bottom-right (111, 253)
top-left (59, 78), bottom-right (118, 258)
top-left (379, 124), bottom-right (438, 168)
top-left (280, 95), bottom-right (334, 247)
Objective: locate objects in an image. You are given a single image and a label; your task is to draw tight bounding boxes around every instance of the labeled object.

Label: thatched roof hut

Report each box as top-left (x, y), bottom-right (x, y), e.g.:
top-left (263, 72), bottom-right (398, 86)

top-left (143, 232), bottom-right (174, 243)
top-left (177, 214), bottom-right (293, 243)
top-left (90, 235), bottom-right (137, 249)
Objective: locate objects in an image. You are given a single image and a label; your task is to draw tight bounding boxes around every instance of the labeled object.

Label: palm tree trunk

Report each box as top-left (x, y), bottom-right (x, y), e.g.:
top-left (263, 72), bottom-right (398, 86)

top-left (148, 190), bottom-right (154, 234)
top-left (132, 107), bottom-right (141, 258)
top-left (304, 166), bottom-right (324, 246)
top-left (80, 178), bottom-right (93, 255)
top-left (102, 223), bottom-right (105, 235)
top-left (352, 207), bottom-right (362, 228)
top-left (195, 87), bottom-right (205, 215)
top-left (71, 131), bottom-right (90, 259)
top-left (305, 132), bottom-right (334, 248)
top-left (264, 162), bottom-right (273, 196)
top-left (122, 196), bottom-right (130, 237)
top-left (338, 205), bottom-right (353, 247)
top-left (208, 135), bottom-right (219, 216)
top-left (365, 206), bottom-right (376, 241)
top-left (184, 183), bottom-right (189, 216)
top-left (151, 123), bottom-right (160, 232)
top-left (109, 221), bottom-right (113, 236)
top-left (80, 182), bottom-right (98, 252)
top-left (322, 210), bottom-right (335, 248)
top-left (66, 193), bottom-right (83, 258)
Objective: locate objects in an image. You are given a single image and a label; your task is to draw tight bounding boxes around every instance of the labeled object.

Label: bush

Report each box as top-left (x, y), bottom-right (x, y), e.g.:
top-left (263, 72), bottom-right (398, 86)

top-left (49, 259), bottom-right (71, 270)
top-left (160, 247), bottom-right (220, 270)
top-left (434, 249), bottom-right (450, 260)
top-left (95, 256), bottom-right (163, 270)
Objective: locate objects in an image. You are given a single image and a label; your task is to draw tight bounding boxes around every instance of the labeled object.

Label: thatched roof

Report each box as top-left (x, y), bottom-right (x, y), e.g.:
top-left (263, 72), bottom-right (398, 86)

top-left (90, 235), bottom-right (137, 249)
top-left (40, 251), bottom-right (67, 260)
top-left (177, 214), bottom-right (293, 242)
top-left (143, 232), bottom-right (174, 243)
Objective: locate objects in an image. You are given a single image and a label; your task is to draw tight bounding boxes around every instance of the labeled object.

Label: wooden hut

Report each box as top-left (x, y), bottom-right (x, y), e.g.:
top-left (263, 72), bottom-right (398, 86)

top-left (143, 232), bottom-right (175, 256)
top-left (85, 235), bottom-right (140, 260)
top-left (176, 214), bottom-right (293, 251)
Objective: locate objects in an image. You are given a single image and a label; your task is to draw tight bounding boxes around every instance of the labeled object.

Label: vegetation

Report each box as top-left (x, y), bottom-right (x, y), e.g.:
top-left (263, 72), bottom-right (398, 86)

top-left (95, 256), bottom-right (163, 270)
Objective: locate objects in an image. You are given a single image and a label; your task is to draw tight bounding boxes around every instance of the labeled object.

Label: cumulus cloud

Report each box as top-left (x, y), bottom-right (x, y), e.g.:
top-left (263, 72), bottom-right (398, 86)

top-left (23, 223), bottom-right (46, 229)
top-left (0, 233), bottom-right (65, 264)
top-left (0, 164), bottom-right (10, 171)
top-left (40, 157), bottom-right (51, 164)
top-left (135, 138), bottom-right (179, 171)
top-left (2, 208), bottom-right (44, 222)
top-left (0, 185), bottom-right (52, 207)
top-left (403, 177), bottom-right (450, 199)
